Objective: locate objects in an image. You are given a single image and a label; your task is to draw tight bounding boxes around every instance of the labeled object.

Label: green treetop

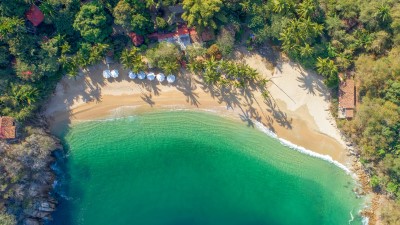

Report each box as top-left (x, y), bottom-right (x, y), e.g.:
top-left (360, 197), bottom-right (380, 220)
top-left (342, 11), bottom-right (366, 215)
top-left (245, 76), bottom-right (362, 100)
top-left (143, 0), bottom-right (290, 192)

top-left (182, 0), bottom-right (223, 30)
top-left (73, 3), bottom-right (112, 43)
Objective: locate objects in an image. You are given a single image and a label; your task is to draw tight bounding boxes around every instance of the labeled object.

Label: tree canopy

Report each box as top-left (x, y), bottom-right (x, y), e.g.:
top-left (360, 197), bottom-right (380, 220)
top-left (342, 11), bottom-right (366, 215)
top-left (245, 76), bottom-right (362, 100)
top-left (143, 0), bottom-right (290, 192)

top-left (73, 3), bottom-right (112, 43)
top-left (182, 0), bottom-right (223, 30)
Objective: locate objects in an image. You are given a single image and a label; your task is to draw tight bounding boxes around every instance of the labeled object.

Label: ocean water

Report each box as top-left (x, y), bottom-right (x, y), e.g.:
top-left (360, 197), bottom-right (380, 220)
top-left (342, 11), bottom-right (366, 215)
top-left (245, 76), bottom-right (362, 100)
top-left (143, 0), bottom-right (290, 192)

top-left (51, 111), bottom-right (364, 225)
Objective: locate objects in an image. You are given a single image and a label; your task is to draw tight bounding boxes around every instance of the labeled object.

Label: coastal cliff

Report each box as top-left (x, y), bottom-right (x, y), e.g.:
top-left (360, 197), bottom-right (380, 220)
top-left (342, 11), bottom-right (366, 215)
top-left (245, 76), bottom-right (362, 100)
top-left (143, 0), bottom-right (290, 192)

top-left (0, 126), bottom-right (60, 225)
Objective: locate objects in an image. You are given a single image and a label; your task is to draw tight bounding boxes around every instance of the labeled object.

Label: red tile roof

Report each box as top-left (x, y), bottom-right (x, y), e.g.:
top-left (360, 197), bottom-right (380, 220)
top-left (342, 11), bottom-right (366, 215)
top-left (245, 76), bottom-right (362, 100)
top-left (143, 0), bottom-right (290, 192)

top-left (188, 29), bottom-right (201, 43)
top-left (26, 5), bottom-right (44, 27)
top-left (345, 109), bottom-right (354, 118)
top-left (128, 32), bottom-right (144, 46)
top-left (148, 25), bottom-right (192, 40)
top-left (339, 79), bottom-right (355, 109)
top-left (0, 116), bottom-right (16, 139)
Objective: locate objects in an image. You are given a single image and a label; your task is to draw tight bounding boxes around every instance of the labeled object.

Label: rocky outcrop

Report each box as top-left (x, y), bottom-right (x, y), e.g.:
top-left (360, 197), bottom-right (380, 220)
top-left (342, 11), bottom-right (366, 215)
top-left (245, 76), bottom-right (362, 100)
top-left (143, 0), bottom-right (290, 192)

top-left (0, 127), bottom-right (61, 225)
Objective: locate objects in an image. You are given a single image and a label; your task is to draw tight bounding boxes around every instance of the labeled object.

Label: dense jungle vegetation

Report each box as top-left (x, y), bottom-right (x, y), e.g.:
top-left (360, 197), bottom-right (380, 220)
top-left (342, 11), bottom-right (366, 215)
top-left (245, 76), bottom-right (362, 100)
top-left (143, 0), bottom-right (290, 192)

top-left (0, 0), bottom-right (399, 223)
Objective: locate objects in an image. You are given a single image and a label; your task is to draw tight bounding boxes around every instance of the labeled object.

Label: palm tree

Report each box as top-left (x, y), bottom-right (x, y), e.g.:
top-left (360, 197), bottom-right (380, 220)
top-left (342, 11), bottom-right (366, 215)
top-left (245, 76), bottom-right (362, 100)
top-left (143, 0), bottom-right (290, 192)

top-left (58, 55), bottom-right (79, 78)
top-left (300, 43), bottom-right (314, 57)
top-left (245, 67), bottom-right (259, 80)
top-left (296, 0), bottom-right (316, 19)
top-left (162, 61), bottom-right (179, 75)
top-left (203, 56), bottom-right (220, 84)
top-left (0, 17), bottom-right (25, 37)
top-left (10, 84), bottom-right (39, 106)
top-left (272, 0), bottom-right (294, 14)
top-left (375, 4), bottom-right (391, 23)
top-left (120, 49), bottom-right (133, 69)
top-left (89, 43), bottom-right (109, 64)
top-left (316, 57), bottom-right (338, 78)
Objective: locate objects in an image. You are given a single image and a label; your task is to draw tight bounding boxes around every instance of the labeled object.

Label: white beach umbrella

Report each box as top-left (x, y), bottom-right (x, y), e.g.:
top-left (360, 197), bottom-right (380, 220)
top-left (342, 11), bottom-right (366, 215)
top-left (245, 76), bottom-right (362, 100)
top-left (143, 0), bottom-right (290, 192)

top-left (111, 69), bottom-right (119, 78)
top-left (128, 71), bottom-right (137, 79)
top-left (138, 71), bottom-right (146, 80)
top-left (156, 73), bottom-right (165, 82)
top-left (147, 72), bottom-right (155, 81)
top-left (167, 74), bottom-right (176, 83)
top-left (103, 70), bottom-right (111, 79)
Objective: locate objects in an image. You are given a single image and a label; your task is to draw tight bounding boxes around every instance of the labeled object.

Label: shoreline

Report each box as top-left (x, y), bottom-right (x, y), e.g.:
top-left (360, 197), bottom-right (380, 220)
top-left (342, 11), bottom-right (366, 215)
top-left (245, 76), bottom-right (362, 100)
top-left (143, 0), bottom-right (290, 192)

top-left (44, 49), bottom-right (376, 222)
top-left (44, 50), bottom-right (351, 165)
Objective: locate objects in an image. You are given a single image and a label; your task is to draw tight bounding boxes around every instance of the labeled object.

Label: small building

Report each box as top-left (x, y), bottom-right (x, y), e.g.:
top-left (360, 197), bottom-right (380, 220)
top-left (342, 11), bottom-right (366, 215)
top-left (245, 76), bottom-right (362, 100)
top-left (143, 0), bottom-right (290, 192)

top-left (148, 25), bottom-right (192, 50)
top-left (128, 32), bottom-right (144, 47)
top-left (0, 116), bottom-right (16, 139)
top-left (26, 5), bottom-right (44, 27)
top-left (338, 76), bottom-right (356, 119)
top-left (188, 28), bottom-right (215, 43)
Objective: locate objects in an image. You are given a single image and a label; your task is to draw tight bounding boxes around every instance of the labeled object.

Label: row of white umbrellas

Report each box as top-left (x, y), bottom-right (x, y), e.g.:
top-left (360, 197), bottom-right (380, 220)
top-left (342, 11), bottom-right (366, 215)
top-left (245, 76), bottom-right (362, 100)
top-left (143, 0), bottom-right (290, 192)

top-left (104, 69), bottom-right (176, 83)
top-left (128, 71), bottom-right (175, 83)
top-left (103, 69), bottom-right (119, 79)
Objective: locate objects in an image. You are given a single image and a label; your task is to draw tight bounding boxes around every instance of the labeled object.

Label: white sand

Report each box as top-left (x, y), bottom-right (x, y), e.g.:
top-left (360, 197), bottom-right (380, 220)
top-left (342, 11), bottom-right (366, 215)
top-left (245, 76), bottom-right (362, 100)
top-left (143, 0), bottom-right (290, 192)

top-left (269, 58), bottom-right (346, 146)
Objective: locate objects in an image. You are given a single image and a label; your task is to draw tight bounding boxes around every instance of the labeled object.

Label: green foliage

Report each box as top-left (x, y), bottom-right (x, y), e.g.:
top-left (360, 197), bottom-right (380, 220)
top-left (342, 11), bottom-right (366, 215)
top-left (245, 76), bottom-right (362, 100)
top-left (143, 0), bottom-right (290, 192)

top-left (216, 27), bottom-right (235, 57)
top-left (206, 44), bottom-right (222, 59)
top-left (146, 42), bottom-right (181, 74)
top-left (40, 0), bottom-right (80, 37)
top-left (156, 17), bottom-right (168, 30)
top-left (0, 211), bottom-right (16, 225)
top-left (130, 14), bottom-right (153, 35)
top-left (370, 175), bottom-right (380, 189)
top-left (182, 0), bottom-right (223, 30)
top-left (113, 0), bottom-right (153, 35)
top-left (198, 57), bottom-right (260, 87)
top-left (0, 17), bottom-right (25, 38)
top-left (316, 57), bottom-right (338, 87)
top-left (73, 3), bottom-right (112, 43)
top-left (120, 48), bottom-right (146, 73)
top-left (387, 182), bottom-right (399, 194)
top-left (0, 0), bottom-right (29, 17)
top-left (185, 43), bottom-right (207, 61)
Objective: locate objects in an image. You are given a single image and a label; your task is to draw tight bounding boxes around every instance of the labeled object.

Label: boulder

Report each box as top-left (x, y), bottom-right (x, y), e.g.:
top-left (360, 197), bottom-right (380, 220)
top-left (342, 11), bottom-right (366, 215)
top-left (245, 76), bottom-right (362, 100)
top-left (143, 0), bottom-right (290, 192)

top-left (23, 218), bottom-right (40, 225)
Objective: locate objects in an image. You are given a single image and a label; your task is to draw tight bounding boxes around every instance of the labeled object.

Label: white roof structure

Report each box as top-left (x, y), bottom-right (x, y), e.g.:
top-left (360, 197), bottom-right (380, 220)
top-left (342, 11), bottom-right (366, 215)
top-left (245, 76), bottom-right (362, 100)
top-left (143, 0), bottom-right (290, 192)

top-left (156, 73), bottom-right (165, 82)
top-left (128, 71), bottom-right (137, 79)
top-left (103, 70), bottom-right (111, 79)
top-left (138, 71), bottom-right (146, 80)
top-left (147, 72), bottom-right (155, 81)
top-left (111, 69), bottom-right (119, 78)
top-left (167, 74), bottom-right (176, 83)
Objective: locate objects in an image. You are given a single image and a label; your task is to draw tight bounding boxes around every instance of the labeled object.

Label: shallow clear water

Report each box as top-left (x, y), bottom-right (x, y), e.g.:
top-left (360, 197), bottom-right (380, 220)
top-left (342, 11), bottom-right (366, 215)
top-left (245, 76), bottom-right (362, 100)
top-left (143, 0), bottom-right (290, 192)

top-left (51, 111), bottom-right (364, 225)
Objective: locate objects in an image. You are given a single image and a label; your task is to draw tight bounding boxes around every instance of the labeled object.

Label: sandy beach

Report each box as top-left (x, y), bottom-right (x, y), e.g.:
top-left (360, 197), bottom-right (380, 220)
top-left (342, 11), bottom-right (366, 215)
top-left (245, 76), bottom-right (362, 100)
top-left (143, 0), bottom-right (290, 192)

top-left (44, 48), bottom-right (349, 164)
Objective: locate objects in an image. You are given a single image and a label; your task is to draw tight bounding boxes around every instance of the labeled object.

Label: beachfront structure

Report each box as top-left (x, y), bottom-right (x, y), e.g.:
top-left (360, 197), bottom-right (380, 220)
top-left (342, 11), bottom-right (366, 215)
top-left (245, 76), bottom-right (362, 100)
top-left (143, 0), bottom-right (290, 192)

top-left (148, 25), bottom-right (193, 50)
top-left (147, 24), bottom-right (215, 50)
top-left (138, 71), bottom-right (146, 80)
top-left (147, 72), bottom-right (155, 81)
top-left (103, 70), bottom-right (111, 79)
top-left (167, 75), bottom-right (176, 83)
top-left (0, 116), bottom-right (16, 139)
top-left (111, 70), bottom-right (119, 78)
top-left (338, 77), bottom-right (356, 119)
top-left (128, 71), bottom-right (137, 79)
top-left (26, 5), bottom-right (44, 27)
top-left (156, 73), bottom-right (165, 82)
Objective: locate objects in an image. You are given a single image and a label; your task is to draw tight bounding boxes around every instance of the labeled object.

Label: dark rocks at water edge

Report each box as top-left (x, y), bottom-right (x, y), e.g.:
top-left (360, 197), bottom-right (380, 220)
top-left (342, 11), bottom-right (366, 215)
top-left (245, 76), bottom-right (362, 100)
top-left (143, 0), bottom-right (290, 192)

top-left (0, 127), bottom-right (61, 225)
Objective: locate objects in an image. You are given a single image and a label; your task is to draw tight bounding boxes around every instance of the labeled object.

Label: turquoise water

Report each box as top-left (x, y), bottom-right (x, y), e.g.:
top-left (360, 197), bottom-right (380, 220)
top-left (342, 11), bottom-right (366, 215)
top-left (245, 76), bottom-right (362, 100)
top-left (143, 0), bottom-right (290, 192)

top-left (51, 111), bottom-right (364, 225)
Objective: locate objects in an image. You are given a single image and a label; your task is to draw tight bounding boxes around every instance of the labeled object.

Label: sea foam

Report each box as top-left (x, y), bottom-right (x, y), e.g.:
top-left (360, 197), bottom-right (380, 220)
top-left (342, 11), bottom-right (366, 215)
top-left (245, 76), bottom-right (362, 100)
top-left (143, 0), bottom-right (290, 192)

top-left (254, 120), bottom-right (371, 224)
top-left (253, 120), bottom-right (352, 174)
